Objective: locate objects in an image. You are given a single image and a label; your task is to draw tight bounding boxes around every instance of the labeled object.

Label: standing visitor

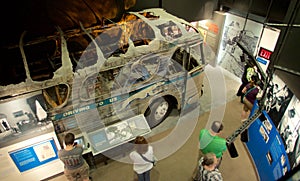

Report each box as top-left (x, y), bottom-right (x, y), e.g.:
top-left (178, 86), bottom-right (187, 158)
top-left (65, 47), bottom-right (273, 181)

top-left (241, 75), bottom-right (260, 121)
top-left (130, 136), bottom-right (156, 181)
top-left (195, 153), bottom-right (223, 181)
top-left (237, 59), bottom-right (257, 102)
top-left (192, 121), bottom-right (227, 180)
top-left (199, 121), bottom-right (227, 167)
top-left (58, 133), bottom-right (90, 181)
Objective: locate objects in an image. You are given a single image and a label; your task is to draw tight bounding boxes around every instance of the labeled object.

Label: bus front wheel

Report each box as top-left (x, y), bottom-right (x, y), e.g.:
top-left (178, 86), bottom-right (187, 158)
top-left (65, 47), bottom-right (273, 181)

top-left (145, 98), bottom-right (172, 128)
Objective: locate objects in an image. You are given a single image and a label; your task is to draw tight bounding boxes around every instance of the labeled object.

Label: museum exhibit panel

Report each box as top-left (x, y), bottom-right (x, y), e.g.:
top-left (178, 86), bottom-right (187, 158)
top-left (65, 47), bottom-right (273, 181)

top-left (0, 0), bottom-right (300, 180)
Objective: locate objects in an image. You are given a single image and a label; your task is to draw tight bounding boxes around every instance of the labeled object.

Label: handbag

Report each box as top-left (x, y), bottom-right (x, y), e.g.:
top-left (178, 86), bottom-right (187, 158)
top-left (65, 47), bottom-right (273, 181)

top-left (138, 153), bottom-right (157, 166)
top-left (241, 86), bottom-right (256, 103)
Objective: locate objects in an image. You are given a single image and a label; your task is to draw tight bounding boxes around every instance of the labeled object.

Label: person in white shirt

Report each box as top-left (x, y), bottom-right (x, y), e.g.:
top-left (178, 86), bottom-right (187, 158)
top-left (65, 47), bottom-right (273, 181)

top-left (130, 136), bottom-right (155, 181)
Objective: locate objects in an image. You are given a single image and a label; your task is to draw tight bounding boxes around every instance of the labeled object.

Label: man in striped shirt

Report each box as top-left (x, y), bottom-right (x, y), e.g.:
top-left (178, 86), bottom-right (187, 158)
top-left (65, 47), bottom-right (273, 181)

top-left (196, 153), bottom-right (223, 181)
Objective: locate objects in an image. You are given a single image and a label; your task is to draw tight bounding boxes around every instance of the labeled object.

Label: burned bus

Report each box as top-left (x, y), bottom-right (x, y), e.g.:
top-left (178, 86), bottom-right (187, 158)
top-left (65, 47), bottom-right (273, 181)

top-left (0, 9), bottom-right (215, 153)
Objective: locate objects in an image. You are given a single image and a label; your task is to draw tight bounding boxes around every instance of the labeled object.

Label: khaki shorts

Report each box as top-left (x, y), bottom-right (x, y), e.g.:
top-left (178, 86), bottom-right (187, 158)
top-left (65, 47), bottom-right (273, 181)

top-left (64, 161), bottom-right (89, 181)
top-left (243, 97), bottom-right (253, 112)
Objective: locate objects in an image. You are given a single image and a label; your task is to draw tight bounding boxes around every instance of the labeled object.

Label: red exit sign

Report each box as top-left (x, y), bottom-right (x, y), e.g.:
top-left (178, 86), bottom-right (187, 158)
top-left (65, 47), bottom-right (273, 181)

top-left (258, 47), bottom-right (272, 60)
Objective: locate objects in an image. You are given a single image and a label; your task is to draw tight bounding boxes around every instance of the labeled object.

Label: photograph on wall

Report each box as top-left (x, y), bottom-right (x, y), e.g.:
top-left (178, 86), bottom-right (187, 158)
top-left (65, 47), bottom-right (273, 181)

top-left (259, 125), bottom-right (269, 143)
top-left (218, 13), bottom-right (245, 77)
top-left (277, 95), bottom-right (300, 169)
top-left (265, 74), bottom-right (294, 128)
top-left (266, 151), bottom-right (273, 165)
top-left (238, 19), bottom-right (263, 56)
top-left (218, 13), bottom-right (263, 79)
top-left (281, 154), bottom-right (286, 166)
top-left (0, 91), bottom-right (53, 148)
top-left (263, 118), bottom-right (273, 133)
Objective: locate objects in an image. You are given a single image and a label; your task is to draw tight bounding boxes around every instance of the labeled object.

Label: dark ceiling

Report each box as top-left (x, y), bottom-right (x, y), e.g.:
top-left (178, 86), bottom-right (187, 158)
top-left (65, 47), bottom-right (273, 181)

top-left (0, 0), bottom-right (295, 46)
top-left (1, 0), bottom-right (138, 47)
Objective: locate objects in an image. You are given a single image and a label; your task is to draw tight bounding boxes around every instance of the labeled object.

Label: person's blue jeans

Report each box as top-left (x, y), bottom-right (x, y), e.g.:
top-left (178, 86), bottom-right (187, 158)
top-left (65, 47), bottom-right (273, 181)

top-left (137, 170), bottom-right (151, 181)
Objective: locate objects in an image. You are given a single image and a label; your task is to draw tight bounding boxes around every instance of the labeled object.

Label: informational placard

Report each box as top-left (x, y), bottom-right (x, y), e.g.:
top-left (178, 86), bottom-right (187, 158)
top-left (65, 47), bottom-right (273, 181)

top-left (86, 114), bottom-right (151, 155)
top-left (9, 138), bottom-right (58, 172)
top-left (246, 102), bottom-right (290, 181)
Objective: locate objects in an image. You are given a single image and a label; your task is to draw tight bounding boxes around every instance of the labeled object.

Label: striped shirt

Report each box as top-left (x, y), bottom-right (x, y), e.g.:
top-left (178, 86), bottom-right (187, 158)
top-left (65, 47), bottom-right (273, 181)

top-left (198, 157), bottom-right (223, 181)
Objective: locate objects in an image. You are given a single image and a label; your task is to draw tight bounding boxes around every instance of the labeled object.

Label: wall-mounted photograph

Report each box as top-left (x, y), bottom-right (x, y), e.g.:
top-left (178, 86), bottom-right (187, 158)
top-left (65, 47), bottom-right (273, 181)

top-left (278, 95), bottom-right (300, 169)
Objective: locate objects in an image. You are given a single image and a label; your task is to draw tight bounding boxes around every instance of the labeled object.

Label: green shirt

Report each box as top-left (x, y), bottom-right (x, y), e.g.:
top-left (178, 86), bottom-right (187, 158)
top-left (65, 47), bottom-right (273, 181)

top-left (199, 129), bottom-right (227, 158)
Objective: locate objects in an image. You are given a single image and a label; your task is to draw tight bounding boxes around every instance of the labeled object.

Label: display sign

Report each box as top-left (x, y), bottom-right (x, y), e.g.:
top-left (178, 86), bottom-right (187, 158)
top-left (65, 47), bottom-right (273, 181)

top-left (87, 114), bottom-right (151, 155)
top-left (9, 138), bottom-right (58, 172)
top-left (246, 102), bottom-right (290, 181)
top-left (256, 57), bottom-right (268, 65)
top-left (258, 47), bottom-right (272, 60)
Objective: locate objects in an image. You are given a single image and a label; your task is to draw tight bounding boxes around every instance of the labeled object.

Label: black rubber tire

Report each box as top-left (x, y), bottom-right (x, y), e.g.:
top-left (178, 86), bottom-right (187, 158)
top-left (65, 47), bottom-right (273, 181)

top-left (145, 97), bottom-right (172, 128)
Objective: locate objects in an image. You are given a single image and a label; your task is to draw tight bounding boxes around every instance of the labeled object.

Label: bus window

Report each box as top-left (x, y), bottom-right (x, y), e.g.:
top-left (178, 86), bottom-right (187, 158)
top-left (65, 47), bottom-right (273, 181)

top-left (184, 24), bottom-right (198, 33)
top-left (128, 19), bottom-right (155, 46)
top-left (131, 62), bottom-right (151, 82)
top-left (138, 12), bottom-right (160, 20)
top-left (67, 35), bottom-right (92, 70)
top-left (171, 45), bottom-right (206, 73)
top-left (43, 84), bottom-right (70, 109)
top-left (157, 21), bottom-right (182, 40)
top-left (171, 48), bottom-right (192, 71)
top-left (96, 26), bottom-right (125, 57)
top-left (115, 61), bottom-right (152, 88)
top-left (23, 39), bottom-right (57, 81)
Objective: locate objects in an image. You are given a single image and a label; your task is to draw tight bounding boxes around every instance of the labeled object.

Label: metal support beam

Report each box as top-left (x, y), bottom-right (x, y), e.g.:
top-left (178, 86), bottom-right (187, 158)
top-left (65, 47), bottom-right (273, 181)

top-left (236, 42), bottom-right (267, 81)
top-left (226, 109), bottom-right (262, 143)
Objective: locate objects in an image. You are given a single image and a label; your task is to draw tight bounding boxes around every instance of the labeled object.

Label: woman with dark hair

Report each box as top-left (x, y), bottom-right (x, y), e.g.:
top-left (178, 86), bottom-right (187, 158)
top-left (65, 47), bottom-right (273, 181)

top-left (130, 136), bottom-right (156, 181)
top-left (241, 75), bottom-right (260, 120)
top-left (236, 59), bottom-right (257, 102)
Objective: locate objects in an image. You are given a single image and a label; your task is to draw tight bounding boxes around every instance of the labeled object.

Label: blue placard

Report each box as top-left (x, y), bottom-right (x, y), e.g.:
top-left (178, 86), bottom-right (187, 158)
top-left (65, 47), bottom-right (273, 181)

top-left (9, 138), bottom-right (59, 172)
top-left (246, 101), bottom-right (290, 180)
top-left (256, 57), bottom-right (268, 65)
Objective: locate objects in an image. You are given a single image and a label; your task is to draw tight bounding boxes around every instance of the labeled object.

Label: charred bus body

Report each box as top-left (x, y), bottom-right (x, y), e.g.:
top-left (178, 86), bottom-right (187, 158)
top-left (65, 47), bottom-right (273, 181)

top-left (1, 9), bottom-right (214, 150)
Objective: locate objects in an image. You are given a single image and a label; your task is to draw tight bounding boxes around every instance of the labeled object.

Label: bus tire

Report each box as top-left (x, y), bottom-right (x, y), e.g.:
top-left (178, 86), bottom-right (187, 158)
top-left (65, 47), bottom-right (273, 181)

top-left (145, 97), bottom-right (172, 128)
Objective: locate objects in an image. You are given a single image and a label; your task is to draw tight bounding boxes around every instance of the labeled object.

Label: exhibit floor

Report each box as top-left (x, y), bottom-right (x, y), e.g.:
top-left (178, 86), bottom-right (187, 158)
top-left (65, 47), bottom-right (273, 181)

top-left (49, 68), bottom-right (259, 181)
